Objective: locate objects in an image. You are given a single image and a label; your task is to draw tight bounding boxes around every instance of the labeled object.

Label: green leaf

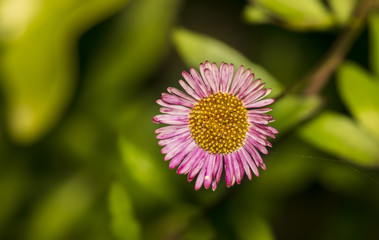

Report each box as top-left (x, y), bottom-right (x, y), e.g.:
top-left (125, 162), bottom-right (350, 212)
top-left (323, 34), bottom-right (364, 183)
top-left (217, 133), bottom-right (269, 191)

top-left (242, 5), bottom-right (272, 24)
top-left (0, 0), bottom-right (129, 144)
top-left (233, 215), bottom-right (274, 240)
top-left (26, 174), bottom-right (98, 240)
top-left (271, 94), bottom-right (322, 134)
top-left (245, 0), bottom-right (334, 30)
top-left (172, 28), bottom-right (283, 96)
top-left (328, 0), bottom-right (356, 24)
top-left (118, 136), bottom-right (177, 201)
top-left (183, 218), bottom-right (215, 240)
top-left (337, 61), bottom-right (379, 142)
top-left (0, 165), bottom-right (30, 234)
top-left (369, 12), bottom-right (379, 77)
top-left (83, 0), bottom-right (182, 117)
top-left (108, 181), bottom-right (141, 240)
top-left (298, 111), bottom-right (379, 167)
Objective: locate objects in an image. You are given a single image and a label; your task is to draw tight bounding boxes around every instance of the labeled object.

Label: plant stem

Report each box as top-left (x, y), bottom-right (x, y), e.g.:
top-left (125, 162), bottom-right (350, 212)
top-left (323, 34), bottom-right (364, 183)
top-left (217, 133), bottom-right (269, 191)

top-left (303, 0), bottom-right (375, 95)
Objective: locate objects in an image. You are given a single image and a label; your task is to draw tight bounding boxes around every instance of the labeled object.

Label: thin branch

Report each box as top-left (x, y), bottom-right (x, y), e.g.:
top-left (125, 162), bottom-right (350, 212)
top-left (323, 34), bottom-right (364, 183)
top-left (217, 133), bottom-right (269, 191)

top-left (303, 0), bottom-right (375, 95)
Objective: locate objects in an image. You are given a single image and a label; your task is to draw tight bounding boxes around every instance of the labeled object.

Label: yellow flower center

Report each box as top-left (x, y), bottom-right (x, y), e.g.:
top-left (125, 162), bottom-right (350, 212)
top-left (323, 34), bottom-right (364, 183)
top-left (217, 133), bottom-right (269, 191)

top-left (189, 92), bottom-right (249, 154)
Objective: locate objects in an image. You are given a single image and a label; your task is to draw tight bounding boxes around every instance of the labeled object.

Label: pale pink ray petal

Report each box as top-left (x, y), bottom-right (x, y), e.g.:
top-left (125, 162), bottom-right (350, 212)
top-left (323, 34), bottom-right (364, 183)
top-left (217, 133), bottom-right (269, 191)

top-left (159, 107), bottom-right (190, 115)
top-left (231, 68), bottom-right (251, 95)
top-left (167, 87), bottom-right (196, 103)
top-left (182, 70), bottom-right (206, 98)
top-left (156, 127), bottom-right (189, 140)
top-left (190, 68), bottom-right (208, 97)
top-left (152, 114), bottom-right (188, 125)
top-left (212, 154), bottom-right (223, 191)
top-left (155, 124), bottom-right (188, 134)
top-left (161, 93), bottom-right (194, 108)
top-left (240, 147), bottom-right (259, 177)
top-left (248, 117), bottom-right (269, 125)
top-left (250, 124), bottom-right (276, 139)
top-left (211, 62), bottom-right (220, 92)
top-left (225, 64), bottom-right (235, 93)
top-left (244, 142), bottom-right (265, 169)
top-left (187, 152), bottom-right (207, 182)
top-left (241, 79), bottom-right (263, 99)
top-left (219, 62), bottom-right (229, 92)
top-left (230, 153), bottom-right (243, 184)
top-left (163, 137), bottom-right (193, 161)
top-left (158, 131), bottom-right (190, 147)
top-left (179, 80), bottom-right (200, 100)
top-left (236, 149), bottom-right (252, 180)
top-left (156, 99), bottom-right (190, 111)
top-left (245, 98), bottom-right (275, 108)
top-left (199, 62), bottom-right (213, 93)
top-left (224, 154), bottom-right (235, 187)
top-left (246, 136), bottom-right (268, 154)
top-left (229, 65), bottom-right (244, 94)
top-left (177, 147), bottom-right (206, 175)
top-left (195, 156), bottom-right (209, 190)
top-left (237, 74), bottom-right (255, 98)
top-left (248, 107), bottom-right (273, 114)
top-left (204, 154), bottom-right (216, 189)
top-left (204, 68), bottom-right (218, 93)
top-left (169, 141), bottom-right (196, 169)
top-left (244, 89), bottom-right (272, 105)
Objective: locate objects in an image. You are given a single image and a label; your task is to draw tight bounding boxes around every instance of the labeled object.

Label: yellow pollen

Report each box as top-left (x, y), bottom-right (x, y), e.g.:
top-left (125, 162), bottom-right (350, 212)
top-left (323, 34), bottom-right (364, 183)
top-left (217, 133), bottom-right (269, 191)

top-left (189, 92), bottom-right (249, 154)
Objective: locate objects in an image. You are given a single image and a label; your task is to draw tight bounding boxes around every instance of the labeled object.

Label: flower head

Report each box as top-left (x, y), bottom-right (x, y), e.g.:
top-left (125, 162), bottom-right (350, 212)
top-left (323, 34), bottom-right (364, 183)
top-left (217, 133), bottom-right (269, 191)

top-left (153, 61), bottom-right (278, 190)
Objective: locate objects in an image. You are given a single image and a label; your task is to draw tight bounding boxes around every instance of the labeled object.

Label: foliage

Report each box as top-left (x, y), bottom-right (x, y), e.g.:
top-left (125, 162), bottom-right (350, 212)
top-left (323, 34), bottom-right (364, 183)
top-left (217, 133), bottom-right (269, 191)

top-left (1, 0), bottom-right (379, 239)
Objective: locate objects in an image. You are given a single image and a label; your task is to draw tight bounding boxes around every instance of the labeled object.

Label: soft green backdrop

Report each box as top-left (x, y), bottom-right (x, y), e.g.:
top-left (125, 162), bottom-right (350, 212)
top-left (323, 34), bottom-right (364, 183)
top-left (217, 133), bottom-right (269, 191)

top-left (0, 0), bottom-right (379, 239)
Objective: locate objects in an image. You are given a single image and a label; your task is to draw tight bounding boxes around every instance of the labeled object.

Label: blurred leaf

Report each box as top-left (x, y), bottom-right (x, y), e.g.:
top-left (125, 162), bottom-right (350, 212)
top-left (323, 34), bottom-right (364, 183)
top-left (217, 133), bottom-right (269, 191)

top-left (144, 204), bottom-right (199, 240)
top-left (271, 94), bottom-right (322, 134)
top-left (233, 215), bottom-right (274, 240)
top-left (0, 0), bottom-right (128, 144)
top-left (26, 174), bottom-right (98, 240)
top-left (320, 162), bottom-right (368, 195)
top-left (118, 136), bottom-right (177, 201)
top-left (369, 12), bottom-right (379, 77)
top-left (298, 111), bottom-right (379, 167)
top-left (244, 0), bottom-right (334, 31)
top-left (0, 165), bottom-right (30, 233)
top-left (337, 61), bottom-right (379, 142)
top-left (328, 0), bottom-right (356, 24)
top-left (83, 0), bottom-right (182, 117)
top-left (242, 5), bottom-right (272, 24)
top-left (172, 28), bottom-right (283, 96)
top-left (108, 181), bottom-right (140, 240)
top-left (184, 218), bottom-right (215, 240)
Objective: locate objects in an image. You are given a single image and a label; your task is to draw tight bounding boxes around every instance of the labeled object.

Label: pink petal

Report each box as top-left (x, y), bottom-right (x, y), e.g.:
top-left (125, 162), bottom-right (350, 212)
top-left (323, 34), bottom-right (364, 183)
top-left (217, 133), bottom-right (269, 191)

top-left (177, 147), bottom-right (205, 175)
top-left (156, 99), bottom-right (190, 111)
top-left (229, 65), bottom-right (244, 94)
top-left (211, 62), bottom-right (220, 92)
top-left (240, 147), bottom-right (259, 177)
top-left (152, 114), bottom-right (188, 125)
top-left (236, 149), bottom-right (252, 180)
top-left (204, 154), bottom-right (216, 189)
top-left (199, 62), bottom-right (213, 94)
top-left (179, 80), bottom-right (200, 100)
top-left (190, 68), bottom-right (208, 97)
top-left (195, 156), bottom-right (209, 190)
top-left (169, 141), bottom-right (196, 169)
top-left (156, 126), bottom-right (189, 139)
top-left (231, 68), bottom-right (251, 95)
top-left (167, 87), bottom-right (196, 103)
top-left (162, 93), bottom-right (194, 108)
top-left (245, 98), bottom-right (275, 108)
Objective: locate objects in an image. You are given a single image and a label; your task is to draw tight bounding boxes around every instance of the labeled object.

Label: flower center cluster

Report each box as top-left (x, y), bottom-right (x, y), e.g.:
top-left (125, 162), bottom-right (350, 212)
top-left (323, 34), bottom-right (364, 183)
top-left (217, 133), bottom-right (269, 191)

top-left (189, 92), bottom-right (249, 154)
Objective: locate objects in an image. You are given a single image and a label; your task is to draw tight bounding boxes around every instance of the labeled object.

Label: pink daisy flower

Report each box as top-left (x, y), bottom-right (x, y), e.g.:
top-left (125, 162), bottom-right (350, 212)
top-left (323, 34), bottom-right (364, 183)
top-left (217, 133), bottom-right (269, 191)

top-left (153, 61), bottom-right (278, 190)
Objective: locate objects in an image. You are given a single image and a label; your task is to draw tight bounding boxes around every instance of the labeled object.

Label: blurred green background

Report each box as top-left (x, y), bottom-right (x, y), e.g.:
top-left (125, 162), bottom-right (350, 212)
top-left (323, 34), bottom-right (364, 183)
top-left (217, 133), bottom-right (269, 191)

top-left (1, 0), bottom-right (379, 239)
